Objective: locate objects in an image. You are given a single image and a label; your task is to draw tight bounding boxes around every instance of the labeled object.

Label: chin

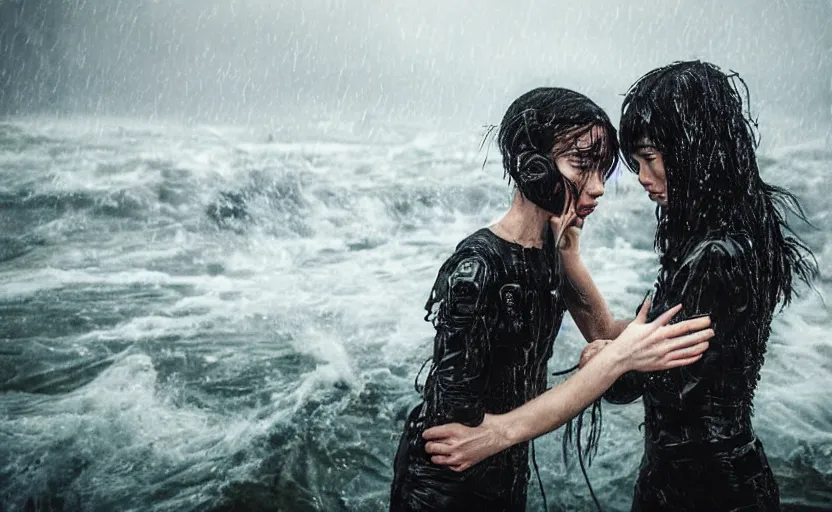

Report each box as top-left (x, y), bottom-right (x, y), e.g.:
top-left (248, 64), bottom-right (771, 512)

top-left (648, 193), bottom-right (668, 206)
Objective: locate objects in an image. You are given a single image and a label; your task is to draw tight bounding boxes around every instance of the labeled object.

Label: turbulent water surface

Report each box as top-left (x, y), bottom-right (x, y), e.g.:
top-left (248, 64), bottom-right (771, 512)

top-left (1, 118), bottom-right (830, 511)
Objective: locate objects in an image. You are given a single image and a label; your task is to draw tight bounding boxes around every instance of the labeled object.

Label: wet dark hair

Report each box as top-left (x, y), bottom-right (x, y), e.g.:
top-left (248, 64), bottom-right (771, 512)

top-left (620, 60), bottom-right (817, 306)
top-left (489, 88), bottom-right (620, 511)
top-left (495, 87), bottom-right (620, 215)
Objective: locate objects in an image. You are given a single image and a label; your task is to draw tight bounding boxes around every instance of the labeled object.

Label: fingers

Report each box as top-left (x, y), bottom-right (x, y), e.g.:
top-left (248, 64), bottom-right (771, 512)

top-left (635, 297), bottom-right (652, 323)
top-left (431, 455), bottom-right (455, 466)
top-left (423, 424), bottom-right (457, 441)
top-left (667, 326), bottom-right (715, 349)
top-left (661, 327), bottom-right (714, 353)
top-left (651, 303), bottom-right (682, 327)
top-left (661, 354), bottom-right (704, 369)
top-left (552, 213), bottom-right (577, 237)
top-left (549, 214), bottom-right (563, 229)
top-left (550, 212), bottom-right (572, 231)
top-left (431, 454), bottom-right (471, 471)
top-left (432, 456), bottom-right (473, 473)
top-left (665, 338), bottom-right (711, 360)
top-left (425, 442), bottom-right (453, 456)
top-left (661, 316), bottom-right (712, 339)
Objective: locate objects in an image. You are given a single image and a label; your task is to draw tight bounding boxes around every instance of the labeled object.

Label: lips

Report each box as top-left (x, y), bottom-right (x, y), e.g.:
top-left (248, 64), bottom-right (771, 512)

top-left (576, 205), bottom-right (596, 218)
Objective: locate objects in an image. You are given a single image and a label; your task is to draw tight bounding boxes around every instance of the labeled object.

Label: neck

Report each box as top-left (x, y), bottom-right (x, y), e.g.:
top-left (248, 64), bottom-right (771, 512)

top-left (492, 191), bottom-right (552, 249)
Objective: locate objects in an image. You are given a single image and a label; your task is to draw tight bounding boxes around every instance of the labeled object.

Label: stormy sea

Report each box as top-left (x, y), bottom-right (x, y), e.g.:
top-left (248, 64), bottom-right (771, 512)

top-left (0, 117), bottom-right (830, 511)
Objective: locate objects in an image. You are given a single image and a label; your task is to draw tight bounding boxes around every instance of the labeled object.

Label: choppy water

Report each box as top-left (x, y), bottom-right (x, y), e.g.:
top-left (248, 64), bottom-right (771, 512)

top-left (1, 118), bottom-right (830, 511)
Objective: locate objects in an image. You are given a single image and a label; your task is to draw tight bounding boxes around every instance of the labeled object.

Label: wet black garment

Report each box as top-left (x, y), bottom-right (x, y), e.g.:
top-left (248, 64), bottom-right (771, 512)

top-left (605, 233), bottom-right (781, 511)
top-left (390, 228), bottom-right (567, 512)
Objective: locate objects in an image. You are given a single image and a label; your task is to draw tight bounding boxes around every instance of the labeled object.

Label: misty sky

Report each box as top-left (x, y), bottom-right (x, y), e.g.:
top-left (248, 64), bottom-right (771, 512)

top-left (1, 0), bottom-right (830, 132)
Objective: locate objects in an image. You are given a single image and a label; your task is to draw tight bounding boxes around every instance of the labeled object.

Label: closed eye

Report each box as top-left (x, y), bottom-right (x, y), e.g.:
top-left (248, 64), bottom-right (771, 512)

top-left (569, 153), bottom-right (602, 172)
top-left (570, 158), bottom-right (591, 170)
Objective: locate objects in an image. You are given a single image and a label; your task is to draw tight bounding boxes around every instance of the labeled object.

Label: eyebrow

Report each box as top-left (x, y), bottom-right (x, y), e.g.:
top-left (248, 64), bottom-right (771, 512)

top-left (567, 149), bottom-right (593, 156)
top-left (567, 152), bottom-right (604, 165)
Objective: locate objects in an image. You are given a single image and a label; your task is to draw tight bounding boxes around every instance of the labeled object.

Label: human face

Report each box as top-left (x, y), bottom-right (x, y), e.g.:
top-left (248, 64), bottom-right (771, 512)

top-left (631, 138), bottom-right (668, 207)
top-left (553, 125), bottom-right (609, 222)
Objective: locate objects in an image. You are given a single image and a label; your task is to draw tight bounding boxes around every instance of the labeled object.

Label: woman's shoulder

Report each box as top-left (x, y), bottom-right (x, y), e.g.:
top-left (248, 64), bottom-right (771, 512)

top-left (671, 232), bottom-right (758, 316)
top-left (679, 232), bottom-right (755, 273)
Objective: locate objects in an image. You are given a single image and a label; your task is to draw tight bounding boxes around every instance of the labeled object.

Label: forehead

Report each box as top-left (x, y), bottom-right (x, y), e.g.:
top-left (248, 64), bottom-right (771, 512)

top-left (633, 137), bottom-right (656, 150)
top-left (554, 125), bottom-right (610, 153)
top-left (575, 125), bottom-right (607, 148)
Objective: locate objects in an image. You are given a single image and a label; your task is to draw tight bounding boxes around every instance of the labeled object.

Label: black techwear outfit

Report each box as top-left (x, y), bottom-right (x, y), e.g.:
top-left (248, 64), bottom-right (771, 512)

top-left (390, 227), bottom-right (566, 511)
top-left (605, 233), bottom-right (781, 511)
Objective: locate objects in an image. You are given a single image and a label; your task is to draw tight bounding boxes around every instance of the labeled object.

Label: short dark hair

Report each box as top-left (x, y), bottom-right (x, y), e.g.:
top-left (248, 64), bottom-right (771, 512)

top-left (497, 87), bottom-right (619, 215)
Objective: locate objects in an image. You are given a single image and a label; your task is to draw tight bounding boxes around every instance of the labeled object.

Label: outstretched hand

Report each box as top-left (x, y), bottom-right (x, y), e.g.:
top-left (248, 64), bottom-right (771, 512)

top-left (598, 300), bottom-right (713, 372)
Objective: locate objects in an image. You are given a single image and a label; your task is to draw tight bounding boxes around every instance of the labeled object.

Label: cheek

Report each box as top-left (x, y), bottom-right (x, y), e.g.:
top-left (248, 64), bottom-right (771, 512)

top-left (654, 165), bottom-right (668, 189)
top-left (645, 163), bottom-right (662, 185)
top-left (554, 158), bottom-right (579, 182)
top-left (653, 156), bottom-right (668, 186)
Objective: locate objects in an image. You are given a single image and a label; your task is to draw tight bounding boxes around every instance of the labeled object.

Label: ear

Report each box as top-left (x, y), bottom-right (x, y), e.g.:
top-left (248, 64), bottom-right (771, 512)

top-left (529, 123), bottom-right (555, 153)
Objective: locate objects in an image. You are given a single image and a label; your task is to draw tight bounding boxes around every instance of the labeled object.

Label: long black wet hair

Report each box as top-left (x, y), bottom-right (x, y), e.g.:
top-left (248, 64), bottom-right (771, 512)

top-left (620, 61), bottom-right (817, 307)
top-left (494, 87), bottom-right (620, 215)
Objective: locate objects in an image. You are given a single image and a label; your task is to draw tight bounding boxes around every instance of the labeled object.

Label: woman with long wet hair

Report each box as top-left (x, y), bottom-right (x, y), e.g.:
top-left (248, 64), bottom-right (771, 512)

top-left (604, 60), bottom-right (818, 511)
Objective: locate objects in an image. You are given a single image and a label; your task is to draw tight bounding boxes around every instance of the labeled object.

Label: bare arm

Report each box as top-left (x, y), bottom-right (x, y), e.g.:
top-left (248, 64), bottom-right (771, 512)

top-left (423, 302), bottom-right (713, 471)
top-left (496, 332), bottom-right (630, 446)
top-left (555, 221), bottom-right (630, 341)
top-left (561, 249), bottom-right (631, 341)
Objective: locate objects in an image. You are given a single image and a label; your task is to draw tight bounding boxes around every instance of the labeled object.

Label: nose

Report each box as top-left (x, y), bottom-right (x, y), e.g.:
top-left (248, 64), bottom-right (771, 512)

top-left (637, 163), bottom-right (652, 188)
top-left (586, 172), bottom-right (605, 199)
